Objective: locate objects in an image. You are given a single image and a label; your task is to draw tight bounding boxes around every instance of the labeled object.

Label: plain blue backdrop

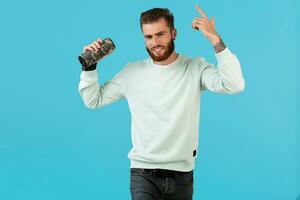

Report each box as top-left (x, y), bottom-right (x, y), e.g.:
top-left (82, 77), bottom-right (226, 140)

top-left (0, 0), bottom-right (299, 199)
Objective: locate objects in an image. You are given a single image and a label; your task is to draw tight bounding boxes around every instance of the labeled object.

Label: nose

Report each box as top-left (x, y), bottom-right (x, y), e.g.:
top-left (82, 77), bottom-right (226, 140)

top-left (151, 36), bottom-right (160, 48)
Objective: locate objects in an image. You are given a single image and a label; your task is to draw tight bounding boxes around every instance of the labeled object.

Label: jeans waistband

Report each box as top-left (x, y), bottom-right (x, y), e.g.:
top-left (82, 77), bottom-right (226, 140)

top-left (130, 168), bottom-right (193, 177)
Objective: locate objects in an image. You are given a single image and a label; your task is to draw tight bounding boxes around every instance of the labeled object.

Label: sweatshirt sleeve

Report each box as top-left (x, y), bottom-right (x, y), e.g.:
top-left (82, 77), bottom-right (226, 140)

top-left (198, 47), bottom-right (245, 94)
top-left (78, 66), bottom-right (128, 109)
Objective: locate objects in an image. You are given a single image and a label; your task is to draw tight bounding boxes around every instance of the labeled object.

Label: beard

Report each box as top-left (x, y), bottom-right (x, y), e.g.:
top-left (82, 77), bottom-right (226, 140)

top-left (146, 39), bottom-right (175, 62)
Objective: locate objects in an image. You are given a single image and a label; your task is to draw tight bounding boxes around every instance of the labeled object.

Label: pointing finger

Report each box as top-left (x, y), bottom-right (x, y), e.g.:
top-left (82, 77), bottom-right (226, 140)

top-left (195, 4), bottom-right (208, 19)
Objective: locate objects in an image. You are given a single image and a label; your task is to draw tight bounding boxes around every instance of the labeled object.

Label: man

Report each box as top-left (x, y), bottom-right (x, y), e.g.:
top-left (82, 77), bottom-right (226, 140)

top-left (78, 4), bottom-right (245, 200)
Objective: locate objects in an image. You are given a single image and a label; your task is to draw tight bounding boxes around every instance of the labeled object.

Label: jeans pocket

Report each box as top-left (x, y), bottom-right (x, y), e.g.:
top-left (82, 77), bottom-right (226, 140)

top-left (130, 169), bottom-right (152, 191)
top-left (175, 171), bottom-right (194, 185)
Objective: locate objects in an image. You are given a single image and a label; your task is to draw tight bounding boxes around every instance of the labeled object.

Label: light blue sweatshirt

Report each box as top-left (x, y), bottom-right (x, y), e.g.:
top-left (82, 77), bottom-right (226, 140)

top-left (78, 47), bottom-right (245, 172)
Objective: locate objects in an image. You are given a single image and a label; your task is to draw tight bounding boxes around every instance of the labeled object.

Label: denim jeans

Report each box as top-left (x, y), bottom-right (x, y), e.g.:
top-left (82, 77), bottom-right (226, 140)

top-left (130, 168), bottom-right (194, 200)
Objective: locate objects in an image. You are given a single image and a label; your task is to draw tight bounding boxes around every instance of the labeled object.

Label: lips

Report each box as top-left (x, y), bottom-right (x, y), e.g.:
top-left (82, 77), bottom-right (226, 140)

top-left (152, 47), bottom-right (164, 52)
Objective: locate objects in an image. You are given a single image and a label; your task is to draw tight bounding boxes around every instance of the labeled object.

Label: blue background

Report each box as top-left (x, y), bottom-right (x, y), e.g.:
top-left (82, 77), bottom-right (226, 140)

top-left (0, 0), bottom-right (299, 199)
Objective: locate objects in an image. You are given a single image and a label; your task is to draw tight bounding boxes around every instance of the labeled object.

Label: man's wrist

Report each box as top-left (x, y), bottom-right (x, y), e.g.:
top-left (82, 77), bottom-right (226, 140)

top-left (209, 34), bottom-right (220, 45)
top-left (212, 37), bottom-right (226, 53)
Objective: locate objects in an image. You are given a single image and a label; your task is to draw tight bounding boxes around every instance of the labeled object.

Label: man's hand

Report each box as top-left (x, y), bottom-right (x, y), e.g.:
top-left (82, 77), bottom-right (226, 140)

top-left (83, 38), bottom-right (104, 53)
top-left (192, 3), bottom-right (226, 53)
top-left (192, 4), bottom-right (220, 45)
top-left (80, 38), bottom-right (104, 71)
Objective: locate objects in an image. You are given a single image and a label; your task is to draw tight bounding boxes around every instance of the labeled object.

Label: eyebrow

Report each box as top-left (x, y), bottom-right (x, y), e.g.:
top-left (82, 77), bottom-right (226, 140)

top-left (144, 31), bottom-right (166, 38)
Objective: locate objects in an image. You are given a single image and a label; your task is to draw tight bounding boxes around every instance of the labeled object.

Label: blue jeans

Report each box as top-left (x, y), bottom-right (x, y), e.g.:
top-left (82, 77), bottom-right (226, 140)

top-left (130, 168), bottom-right (194, 200)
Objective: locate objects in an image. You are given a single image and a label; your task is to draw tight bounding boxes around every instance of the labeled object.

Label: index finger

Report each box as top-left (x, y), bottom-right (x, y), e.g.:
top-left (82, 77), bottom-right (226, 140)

top-left (195, 4), bottom-right (208, 18)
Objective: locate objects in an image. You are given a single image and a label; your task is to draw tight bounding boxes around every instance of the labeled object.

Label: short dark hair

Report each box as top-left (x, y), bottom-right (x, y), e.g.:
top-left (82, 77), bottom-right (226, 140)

top-left (140, 8), bottom-right (174, 31)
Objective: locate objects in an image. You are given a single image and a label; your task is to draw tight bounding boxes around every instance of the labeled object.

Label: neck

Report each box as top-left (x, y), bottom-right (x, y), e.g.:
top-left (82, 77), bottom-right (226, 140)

top-left (153, 51), bottom-right (178, 66)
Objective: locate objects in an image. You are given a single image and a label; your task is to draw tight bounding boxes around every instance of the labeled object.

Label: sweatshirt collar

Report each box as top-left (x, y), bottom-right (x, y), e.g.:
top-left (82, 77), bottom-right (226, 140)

top-left (149, 54), bottom-right (181, 69)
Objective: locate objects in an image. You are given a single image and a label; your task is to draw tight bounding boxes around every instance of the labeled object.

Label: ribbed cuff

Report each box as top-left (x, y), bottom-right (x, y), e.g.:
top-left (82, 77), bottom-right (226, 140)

top-left (215, 47), bottom-right (233, 63)
top-left (82, 63), bottom-right (97, 71)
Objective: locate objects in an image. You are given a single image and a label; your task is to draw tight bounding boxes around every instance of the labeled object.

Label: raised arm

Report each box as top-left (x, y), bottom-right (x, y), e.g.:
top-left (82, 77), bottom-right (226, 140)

top-left (192, 3), bottom-right (245, 93)
top-left (199, 48), bottom-right (245, 93)
top-left (78, 38), bottom-right (127, 109)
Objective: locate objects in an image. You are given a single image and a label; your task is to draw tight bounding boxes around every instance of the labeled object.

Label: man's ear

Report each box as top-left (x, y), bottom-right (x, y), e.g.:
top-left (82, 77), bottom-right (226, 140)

top-left (172, 28), bottom-right (177, 40)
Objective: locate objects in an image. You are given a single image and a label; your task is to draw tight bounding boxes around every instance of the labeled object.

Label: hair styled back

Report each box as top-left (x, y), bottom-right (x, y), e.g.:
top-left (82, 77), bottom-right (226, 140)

top-left (140, 8), bottom-right (174, 31)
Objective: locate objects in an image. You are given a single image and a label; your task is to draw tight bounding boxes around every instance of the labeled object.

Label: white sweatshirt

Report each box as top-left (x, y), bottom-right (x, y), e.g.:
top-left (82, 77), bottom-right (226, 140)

top-left (78, 47), bottom-right (245, 172)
